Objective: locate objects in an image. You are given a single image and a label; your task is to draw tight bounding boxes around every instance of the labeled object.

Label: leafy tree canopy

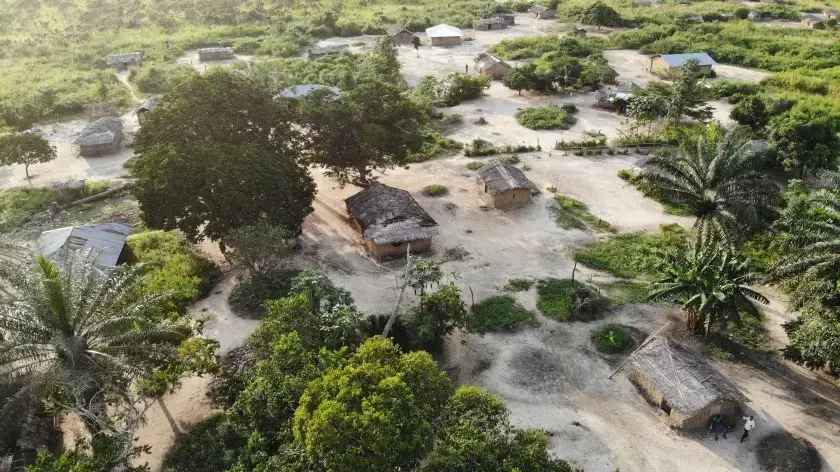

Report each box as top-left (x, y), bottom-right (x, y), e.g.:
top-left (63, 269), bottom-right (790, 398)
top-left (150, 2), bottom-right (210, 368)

top-left (769, 104), bottom-right (840, 178)
top-left (579, 1), bottom-right (622, 29)
top-left (0, 133), bottom-right (56, 179)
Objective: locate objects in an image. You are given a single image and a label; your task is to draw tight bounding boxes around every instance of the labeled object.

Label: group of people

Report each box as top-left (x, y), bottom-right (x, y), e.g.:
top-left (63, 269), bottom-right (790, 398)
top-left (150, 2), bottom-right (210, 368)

top-left (711, 414), bottom-right (756, 443)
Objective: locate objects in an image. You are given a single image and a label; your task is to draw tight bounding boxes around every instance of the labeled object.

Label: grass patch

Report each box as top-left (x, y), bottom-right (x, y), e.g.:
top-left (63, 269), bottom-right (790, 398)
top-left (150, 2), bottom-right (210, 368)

top-left (536, 278), bottom-right (609, 322)
top-left (619, 168), bottom-right (693, 216)
top-left (595, 280), bottom-right (649, 305)
top-left (442, 246), bottom-right (469, 262)
top-left (465, 161), bottom-right (483, 170)
top-left (515, 105), bottom-right (574, 130)
top-left (422, 184), bottom-right (448, 196)
top-left (550, 195), bottom-right (614, 233)
top-left (504, 278), bottom-right (534, 292)
top-left (575, 223), bottom-right (688, 279)
top-left (228, 269), bottom-right (301, 318)
top-left (470, 295), bottom-right (535, 333)
top-left (0, 187), bottom-right (58, 231)
top-left (709, 313), bottom-right (773, 361)
top-left (593, 324), bottom-right (634, 353)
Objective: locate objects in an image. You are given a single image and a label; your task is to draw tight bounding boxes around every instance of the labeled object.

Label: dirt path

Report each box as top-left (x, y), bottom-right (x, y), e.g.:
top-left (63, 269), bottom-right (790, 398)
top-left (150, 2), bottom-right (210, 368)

top-left (116, 70), bottom-right (143, 104)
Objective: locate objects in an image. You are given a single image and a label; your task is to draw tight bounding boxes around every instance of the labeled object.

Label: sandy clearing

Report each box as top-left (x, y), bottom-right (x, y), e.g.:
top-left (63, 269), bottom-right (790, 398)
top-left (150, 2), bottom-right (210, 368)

top-left (604, 48), bottom-right (770, 87)
top-left (175, 49), bottom-right (255, 73)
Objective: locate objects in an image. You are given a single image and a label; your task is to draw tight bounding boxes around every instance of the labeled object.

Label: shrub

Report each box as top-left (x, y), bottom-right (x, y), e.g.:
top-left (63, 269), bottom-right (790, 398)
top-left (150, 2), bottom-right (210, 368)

top-left (617, 169), bottom-right (635, 181)
top-left (546, 186), bottom-right (557, 193)
top-left (554, 137), bottom-right (607, 149)
top-left (442, 113), bottom-right (462, 124)
top-left (0, 186), bottom-right (57, 231)
top-left (422, 184), bottom-right (448, 196)
top-left (536, 278), bottom-right (609, 321)
top-left (515, 105), bottom-right (572, 130)
top-left (560, 103), bottom-right (578, 114)
top-left (466, 161), bottom-right (484, 170)
top-left (504, 279), bottom-right (534, 292)
top-left (470, 295), bottom-right (535, 333)
top-left (415, 73), bottom-right (491, 106)
top-left (126, 230), bottom-right (221, 314)
top-left (161, 415), bottom-right (246, 472)
top-left (500, 154), bottom-right (520, 165)
top-left (228, 269), bottom-right (301, 318)
top-left (575, 223), bottom-right (688, 279)
top-left (593, 324), bottom-right (634, 353)
top-left (408, 132), bottom-right (462, 162)
top-left (550, 195), bottom-right (614, 233)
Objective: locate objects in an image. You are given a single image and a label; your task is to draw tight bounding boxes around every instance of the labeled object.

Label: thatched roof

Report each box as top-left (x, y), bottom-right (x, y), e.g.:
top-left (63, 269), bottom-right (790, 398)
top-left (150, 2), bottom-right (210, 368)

top-left (308, 44), bottom-right (348, 56)
top-left (474, 52), bottom-right (510, 70)
top-left (475, 17), bottom-right (504, 26)
top-left (386, 25), bottom-right (413, 36)
top-left (631, 337), bottom-right (739, 419)
top-left (345, 183), bottom-right (438, 245)
top-left (73, 117), bottom-right (122, 146)
top-left (137, 95), bottom-right (160, 113)
top-left (106, 52), bottom-right (142, 65)
top-left (478, 162), bottom-right (534, 194)
top-left (198, 46), bottom-right (234, 54)
top-left (38, 222), bottom-right (131, 269)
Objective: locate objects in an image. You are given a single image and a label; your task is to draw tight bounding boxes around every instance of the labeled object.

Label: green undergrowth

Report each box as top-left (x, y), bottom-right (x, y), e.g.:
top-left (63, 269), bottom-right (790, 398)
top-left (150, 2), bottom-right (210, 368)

top-left (0, 187), bottom-right (58, 232)
top-left (709, 313), bottom-right (774, 361)
top-left (593, 324), bottom-right (634, 353)
top-left (504, 278), bottom-right (534, 292)
top-left (594, 280), bottom-right (649, 305)
top-left (470, 295), bottom-right (535, 333)
top-left (575, 223), bottom-right (688, 279)
top-left (550, 195), bottom-right (615, 233)
top-left (229, 269), bottom-right (302, 318)
top-left (536, 278), bottom-right (609, 322)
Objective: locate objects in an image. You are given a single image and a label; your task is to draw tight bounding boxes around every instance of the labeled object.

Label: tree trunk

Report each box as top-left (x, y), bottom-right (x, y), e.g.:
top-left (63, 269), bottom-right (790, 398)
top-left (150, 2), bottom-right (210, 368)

top-left (24, 163), bottom-right (31, 180)
top-left (356, 165), bottom-right (369, 186)
top-left (218, 240), bottom-right (227, 255)
top-left (800, 165), bottom-right (807, 179)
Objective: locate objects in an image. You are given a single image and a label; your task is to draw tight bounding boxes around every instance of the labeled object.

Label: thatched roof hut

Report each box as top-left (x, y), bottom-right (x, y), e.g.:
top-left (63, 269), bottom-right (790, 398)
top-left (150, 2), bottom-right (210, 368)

top-left (198, 47), bottom-right (235, 61)
top-left (495, 13), bottom-right (516, 25)
top-left (106, 51), bottom-right (143, 69)
top-left (474, 52), bottom-right (512, 79)
top-left (474, 17), bottom-right (507, 30)
top-left (386, 25), bottom-right (417, 44)
top-left (73, 117), bottom-right (123, 156)
top-left (345, 183), bottom-right (438, 259)
top-left (307, 44), bottom-right (348, 58)
top-left (629, 337), bottom-right (740, 429)
top-left (476, 162), bottom-right (534, 210)
top-left (136, 95), bottom-right (160, 122)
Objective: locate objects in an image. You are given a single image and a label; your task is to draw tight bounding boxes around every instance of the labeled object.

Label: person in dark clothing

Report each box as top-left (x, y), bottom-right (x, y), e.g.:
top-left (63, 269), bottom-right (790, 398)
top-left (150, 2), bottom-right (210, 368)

top-left (711, 414), bottom-right (727, 440)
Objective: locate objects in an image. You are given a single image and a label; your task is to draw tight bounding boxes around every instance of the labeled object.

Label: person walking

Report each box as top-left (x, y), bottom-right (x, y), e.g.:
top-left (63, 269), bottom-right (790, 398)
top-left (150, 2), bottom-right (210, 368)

top-left (711, 414), bottom-right (727, 441)
top-left (741, 415), bottom-right (755, 443)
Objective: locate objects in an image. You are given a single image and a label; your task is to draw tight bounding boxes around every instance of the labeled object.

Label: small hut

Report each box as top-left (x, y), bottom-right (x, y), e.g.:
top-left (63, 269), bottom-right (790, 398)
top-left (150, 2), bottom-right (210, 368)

top-left (106, 51), bottom-right (143, 69)
top-left (198, 47), bottom-right (235, 61)
top-left (37, 222), bottom-right (132, 271)
top-left (650, 52), bottom-right (716, 77)
top-left (135, 95), bottom-right (160, 123)
top-left (474, 17), bottom-right (507, 31)
top-left (73, 117), bottom-right (123, 156)
top-left (495, 13), bottom-right (516, 25)
top-left (477, 162), bottom-right (535, 210)
top-left (307, 44), bottom-right (348, 58)
top-left (595, 80), bottom-right (636, 112)
top-left (801, 14), bottom-right (826, 29)
top-left (629, 337), bottom-right (740, 429)
top-left (386, 25), bottom-right (417, 44)
top-left (474, 53), bottom-right (512, 80)
top-left (569, 26), bottom-right (587, 37)
top-left (345, 183), bottom-right (438, 260)
top-left (425, 24), bottom-right (463, 46)
top-left (529, 5), bottom-right (557, 19)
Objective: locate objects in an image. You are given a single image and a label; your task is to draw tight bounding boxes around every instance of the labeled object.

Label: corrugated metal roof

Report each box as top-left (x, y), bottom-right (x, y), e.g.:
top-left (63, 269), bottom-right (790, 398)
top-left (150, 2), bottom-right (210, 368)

top-left (38, 223), bottom-right (131, 269)
top-left (425, 24), bottom-right (463, 38)
top-left (657, 52), bottom-right (717, 67)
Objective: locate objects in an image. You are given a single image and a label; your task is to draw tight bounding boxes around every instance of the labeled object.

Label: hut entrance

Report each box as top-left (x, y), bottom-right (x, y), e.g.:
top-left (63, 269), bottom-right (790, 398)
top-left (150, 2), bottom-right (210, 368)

top-left (660, 399), bottom-right (672, 415)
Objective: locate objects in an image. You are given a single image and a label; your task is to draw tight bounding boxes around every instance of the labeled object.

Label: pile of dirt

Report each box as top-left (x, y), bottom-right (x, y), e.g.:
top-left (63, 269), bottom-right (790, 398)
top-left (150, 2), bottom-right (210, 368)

top-left (756, 431), bottom-right (822, 472)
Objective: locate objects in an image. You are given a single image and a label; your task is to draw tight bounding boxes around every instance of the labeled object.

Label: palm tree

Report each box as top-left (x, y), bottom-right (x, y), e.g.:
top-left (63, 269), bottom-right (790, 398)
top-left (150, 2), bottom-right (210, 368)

top-left (648, 242), bottom-right (768, 335)
top-left (640, 125), bottom-right (780, 243)
top-left (0, 249), bottom-right (190, 434)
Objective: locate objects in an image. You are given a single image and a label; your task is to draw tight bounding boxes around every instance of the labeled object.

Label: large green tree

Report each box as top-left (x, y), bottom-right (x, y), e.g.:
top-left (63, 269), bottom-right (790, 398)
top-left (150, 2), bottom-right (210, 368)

top-left (0, 250), bottom-right (193, 435)
top-left (409, 284), bottom-right (469, 351)
top-left (300, 82), bottom-right (426, 186)
top-left (768, 107), bottom-right (840, 178)
top-left (579, 1), bottom-right (621, 30)
top-left (0, 133), bottom-right (56, 180)
top-left (293, 337), bottom-right (453, 472)
top-left (649, 242), bottom-right (768, 335)
top-left (131, 70), bottom-right (315, 247)
top-left (640, 125), bottom-right (780, 242)
top-left (648, 60), bottom-right (713, 125)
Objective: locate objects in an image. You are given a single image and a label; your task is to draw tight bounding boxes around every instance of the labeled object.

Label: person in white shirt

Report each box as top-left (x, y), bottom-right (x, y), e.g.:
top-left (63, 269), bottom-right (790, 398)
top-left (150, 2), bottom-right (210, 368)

top-left (741, 415), bottom-right (755, 443)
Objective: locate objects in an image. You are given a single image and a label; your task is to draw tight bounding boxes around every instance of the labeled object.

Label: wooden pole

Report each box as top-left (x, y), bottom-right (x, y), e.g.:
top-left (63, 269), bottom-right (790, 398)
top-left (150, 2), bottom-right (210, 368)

top-left (382, 244), bottom-right (412, 339)
top-left (608, 322), bottom-right (671, 379)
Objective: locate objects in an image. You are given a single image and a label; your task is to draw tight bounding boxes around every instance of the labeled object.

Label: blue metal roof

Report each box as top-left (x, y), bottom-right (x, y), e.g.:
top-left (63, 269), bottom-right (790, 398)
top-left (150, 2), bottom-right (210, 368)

top-left (658, 52), bottom-right (716, 67)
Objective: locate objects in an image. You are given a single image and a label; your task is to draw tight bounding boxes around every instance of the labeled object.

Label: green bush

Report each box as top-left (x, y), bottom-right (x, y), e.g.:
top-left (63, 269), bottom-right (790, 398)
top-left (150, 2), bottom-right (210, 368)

top-left (617, 169), bottom-right (635, 181)
top-left (593, 324), bottom-right (634, 353)
top-left (161, 414), bottom-right (246, 472)
top-left (466, 161), bottom-right (484, 170)
top-left (500, 154), bottom-right (520, 165)
top-left (575, 223), bottom-right (688, 279)
top-left (470, 295), bottom-right (535, 333)
top-left (504, 279), bottom-right (534, 292)
top-left (536, 278), bottom-right (609, 322)
top-left (422, 184), bottom-right (448, 196)
top-left (546, 186), bottom-right (557, 193)
top-left (415, 73), bottom-right (491, 106)
top-left (132, 62), bottom-right (198, 94)
top-left (408, 132), bottom-right (463, 163)
top-left (0, 187), bottom-right (57, 231)
top-left (127, 231), bottom-right (221, 314)
top-left (515, 105), bottom-right (572, 130)
top-left (550, 195), bottom-right (614, 233)
top-left (228, 269), bottom-right (301, 318)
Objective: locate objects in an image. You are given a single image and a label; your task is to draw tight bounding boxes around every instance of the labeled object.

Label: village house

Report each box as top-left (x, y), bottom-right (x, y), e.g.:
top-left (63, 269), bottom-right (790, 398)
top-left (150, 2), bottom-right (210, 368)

top-left (307, 44), bottom-right (348, 58)
top-left (386, 25), bottom-right (417, 44)
top-left (477, 162), bottom-right (535, 210)
top-left (495, 13), bottom-right (516, 25)
top-left (595, 80), bottom-right (637, 112)
top-left (474, 52), bottom-right (512, 80)
top-left (629, 337), bottom-right (740, 429)
top-left (73, 117), bottom-right (123, 157)
top-left (569, 26), bottom-right (587, 37)
top-left (135, 95), bottom-right (159, 123)
top-left (197, 46), bottom-right (235, 61)
top-left (802, 14), bottom-right (826, 29)
top-left (473, 17), bottom-right (507, 31)
top-left (105, 51), bottom-right (143, 69)
top-left (529, 5), bottom-right (557, 19)
top-left (37, 222), bottom-right (132, 272)
top-left (650, 52), bottom-right (716, 77)
top-left (425, 24), bottom-right (463, 46)
top-left (345, 183), bottom-right (439, 260)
